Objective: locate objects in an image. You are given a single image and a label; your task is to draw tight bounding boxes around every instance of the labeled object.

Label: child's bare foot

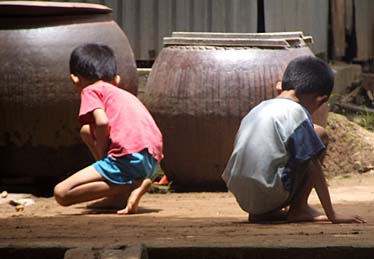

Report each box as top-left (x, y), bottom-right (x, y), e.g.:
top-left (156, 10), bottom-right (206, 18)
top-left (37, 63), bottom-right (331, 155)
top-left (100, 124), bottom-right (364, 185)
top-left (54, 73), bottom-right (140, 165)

top-left (86, 195), bottom-right (128, 210)
top-left (117, 178), bottom-right (152, 215)
top-left (287, 205), bottom-right (329, 223)
top-left (249, 209), bottom-right (288, 223)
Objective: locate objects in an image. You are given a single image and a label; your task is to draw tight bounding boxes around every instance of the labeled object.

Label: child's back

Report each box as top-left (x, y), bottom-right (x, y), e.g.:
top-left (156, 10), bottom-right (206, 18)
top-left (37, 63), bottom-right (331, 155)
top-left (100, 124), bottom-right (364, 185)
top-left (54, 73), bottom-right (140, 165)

top-left (79, 80), bottom-right (163, 162)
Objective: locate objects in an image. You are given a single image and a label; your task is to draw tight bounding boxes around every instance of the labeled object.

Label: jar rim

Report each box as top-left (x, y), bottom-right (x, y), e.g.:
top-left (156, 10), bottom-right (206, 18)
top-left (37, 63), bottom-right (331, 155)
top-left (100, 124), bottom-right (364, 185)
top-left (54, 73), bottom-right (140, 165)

top-left (0, 1), bottom-right (111, 17)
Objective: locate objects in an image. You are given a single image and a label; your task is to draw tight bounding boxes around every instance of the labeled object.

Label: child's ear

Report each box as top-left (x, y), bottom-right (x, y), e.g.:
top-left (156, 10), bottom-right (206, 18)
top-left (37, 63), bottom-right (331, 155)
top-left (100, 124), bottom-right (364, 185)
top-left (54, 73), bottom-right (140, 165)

top-left (316, 95), bottom-right (329, 106)
top-left (113, 75), bottom-right (121, 86)
top-left (275, 81), bottom-right (282, 95)
top-left (70, 74), bottom-right (80, 85)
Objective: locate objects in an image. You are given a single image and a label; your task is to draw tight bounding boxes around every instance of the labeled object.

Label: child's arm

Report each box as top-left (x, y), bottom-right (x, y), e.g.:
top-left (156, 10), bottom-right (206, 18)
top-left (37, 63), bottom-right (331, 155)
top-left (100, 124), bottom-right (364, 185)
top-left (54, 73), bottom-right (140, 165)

top-left (309, 158), bottom-right (366, 223)
top-left (92, 108), bottom-right (110, 160)
top-left (80, 124), bottom-right (101, 160)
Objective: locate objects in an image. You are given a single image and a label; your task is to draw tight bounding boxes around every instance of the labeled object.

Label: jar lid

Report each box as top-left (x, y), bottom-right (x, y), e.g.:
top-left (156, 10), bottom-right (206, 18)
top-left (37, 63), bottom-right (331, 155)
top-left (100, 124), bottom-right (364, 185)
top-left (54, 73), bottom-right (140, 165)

top-left (0, 1), bottom-right (111, 17)
top-left (164, 32), bottom-right (313, 49)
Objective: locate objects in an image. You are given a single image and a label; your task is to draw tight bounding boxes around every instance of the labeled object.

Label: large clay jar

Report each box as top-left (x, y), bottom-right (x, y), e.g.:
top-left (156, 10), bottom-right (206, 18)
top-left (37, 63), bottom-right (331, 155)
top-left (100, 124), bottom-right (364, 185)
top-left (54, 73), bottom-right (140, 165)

top-left (0, 2), bottom-right (138, 180)
top-left (143, 32), bottom-right (327, 191)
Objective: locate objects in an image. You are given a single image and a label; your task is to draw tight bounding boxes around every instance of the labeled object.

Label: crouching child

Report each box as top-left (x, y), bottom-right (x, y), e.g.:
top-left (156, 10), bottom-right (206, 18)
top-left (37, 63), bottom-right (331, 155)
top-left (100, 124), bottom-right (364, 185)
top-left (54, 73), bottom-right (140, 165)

top-left (222, 56), bottom-right (365, 224)
top-left (54, 43), bottom-right (163, 214)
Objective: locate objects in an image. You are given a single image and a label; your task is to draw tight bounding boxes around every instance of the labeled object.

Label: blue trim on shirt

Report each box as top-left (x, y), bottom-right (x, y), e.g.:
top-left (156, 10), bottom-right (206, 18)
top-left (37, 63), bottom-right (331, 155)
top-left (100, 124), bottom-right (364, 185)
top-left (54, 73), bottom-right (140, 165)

top-left (281, 118), bottom-right (325, 191)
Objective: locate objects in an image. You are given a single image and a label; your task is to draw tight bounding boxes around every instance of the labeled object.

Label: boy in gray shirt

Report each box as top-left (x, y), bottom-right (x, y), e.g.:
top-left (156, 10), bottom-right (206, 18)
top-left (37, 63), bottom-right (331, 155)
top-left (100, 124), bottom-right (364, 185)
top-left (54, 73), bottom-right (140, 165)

top-left (222, 56), bottom-right (365, 224)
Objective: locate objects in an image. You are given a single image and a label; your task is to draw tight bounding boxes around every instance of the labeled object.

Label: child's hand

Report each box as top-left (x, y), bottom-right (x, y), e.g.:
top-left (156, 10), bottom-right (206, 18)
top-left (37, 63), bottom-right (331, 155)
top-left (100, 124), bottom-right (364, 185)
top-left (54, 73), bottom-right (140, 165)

top-left (330, 213), bottom-right (366, 224)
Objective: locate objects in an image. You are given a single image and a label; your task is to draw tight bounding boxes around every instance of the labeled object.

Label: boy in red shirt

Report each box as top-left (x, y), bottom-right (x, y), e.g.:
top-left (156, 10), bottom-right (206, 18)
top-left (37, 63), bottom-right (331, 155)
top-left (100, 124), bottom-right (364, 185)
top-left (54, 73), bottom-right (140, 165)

top-left (54, 43), bottom-right (163, 214)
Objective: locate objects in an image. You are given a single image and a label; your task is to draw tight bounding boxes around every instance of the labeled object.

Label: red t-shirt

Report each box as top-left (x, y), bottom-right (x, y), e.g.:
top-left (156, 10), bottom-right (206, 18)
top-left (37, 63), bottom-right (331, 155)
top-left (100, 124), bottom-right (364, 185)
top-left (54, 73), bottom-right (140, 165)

top-left (79, 81), bottom-right (163, 162)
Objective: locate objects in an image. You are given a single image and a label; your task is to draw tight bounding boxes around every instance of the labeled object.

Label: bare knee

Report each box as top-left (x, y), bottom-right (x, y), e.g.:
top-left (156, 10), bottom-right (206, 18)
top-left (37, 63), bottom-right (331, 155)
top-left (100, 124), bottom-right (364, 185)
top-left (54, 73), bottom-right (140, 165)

top-left (314, 124), bottom-right (329, 146)
top-left (54, 183), bottom-right (73, 207)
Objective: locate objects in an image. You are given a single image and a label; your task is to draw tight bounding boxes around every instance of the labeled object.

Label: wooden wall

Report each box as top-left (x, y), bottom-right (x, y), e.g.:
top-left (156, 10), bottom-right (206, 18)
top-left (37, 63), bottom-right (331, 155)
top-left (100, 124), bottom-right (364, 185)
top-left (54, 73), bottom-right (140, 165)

top-left (264, 0), bottom-right (328, 56)
top-left (60, 0), bottom-right (257, 60)
top-left (51, 0), bottom-right (373, 61)
top-left (355, 0), bottom-right (374, 61)
top-left (329, 0), bottom-right (374, 61)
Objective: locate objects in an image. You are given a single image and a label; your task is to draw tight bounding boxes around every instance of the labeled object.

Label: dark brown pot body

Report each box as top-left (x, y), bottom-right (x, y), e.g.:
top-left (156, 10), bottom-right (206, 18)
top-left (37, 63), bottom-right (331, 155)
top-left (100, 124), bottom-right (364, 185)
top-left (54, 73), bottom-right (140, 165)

top-left (143, 34), bottom-right (327, 191)
top-left (0, 3), bottom-right (138, 178)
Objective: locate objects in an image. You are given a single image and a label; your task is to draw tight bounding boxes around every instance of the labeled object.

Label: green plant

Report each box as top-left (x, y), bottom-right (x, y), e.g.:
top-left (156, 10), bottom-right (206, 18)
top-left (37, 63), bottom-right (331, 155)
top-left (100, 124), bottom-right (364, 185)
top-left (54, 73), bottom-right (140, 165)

top-left (328, 93), bottom-right (342, 107)
top-left (364, 107), bottom-right (374, 130)
top-left (351, 109), bottom-right (374, 131)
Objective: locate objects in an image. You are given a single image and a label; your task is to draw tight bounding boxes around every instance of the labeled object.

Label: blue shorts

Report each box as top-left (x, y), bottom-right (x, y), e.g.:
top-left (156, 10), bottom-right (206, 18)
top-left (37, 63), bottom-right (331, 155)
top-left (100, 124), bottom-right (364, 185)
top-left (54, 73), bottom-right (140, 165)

top-left (92, 149), bottom-right (158, 185)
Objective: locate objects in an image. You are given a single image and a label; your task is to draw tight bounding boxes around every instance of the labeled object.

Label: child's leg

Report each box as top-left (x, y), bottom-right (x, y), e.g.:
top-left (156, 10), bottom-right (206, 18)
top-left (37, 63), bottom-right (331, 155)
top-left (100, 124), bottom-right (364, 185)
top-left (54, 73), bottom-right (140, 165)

top-left (85, 195), bottom-right (130, 210)
top-left (54, 165), bottom-right (132, 207)
top-left (286, 125), bottom-right (329, 222)
top-left (117, 178), bottom-right (152, 214)
top-left (286, 174), bottom-right (328, 222)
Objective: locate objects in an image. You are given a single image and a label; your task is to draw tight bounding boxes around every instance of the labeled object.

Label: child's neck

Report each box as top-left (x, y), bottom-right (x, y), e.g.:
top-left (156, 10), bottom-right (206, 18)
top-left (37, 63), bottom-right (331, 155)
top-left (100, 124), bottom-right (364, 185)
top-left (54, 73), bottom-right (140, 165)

top-left (278, 90), bottom-right (325, 114)
top-left (277, 89), bottom-right (300, 103)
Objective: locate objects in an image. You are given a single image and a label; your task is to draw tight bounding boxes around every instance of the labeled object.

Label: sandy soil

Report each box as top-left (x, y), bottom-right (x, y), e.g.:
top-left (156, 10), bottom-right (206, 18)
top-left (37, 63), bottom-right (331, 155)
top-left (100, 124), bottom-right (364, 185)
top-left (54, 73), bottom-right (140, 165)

top-left (1, 172), bottom-right (374, 251)
top-left (325, 112), bottom-right (374, 177)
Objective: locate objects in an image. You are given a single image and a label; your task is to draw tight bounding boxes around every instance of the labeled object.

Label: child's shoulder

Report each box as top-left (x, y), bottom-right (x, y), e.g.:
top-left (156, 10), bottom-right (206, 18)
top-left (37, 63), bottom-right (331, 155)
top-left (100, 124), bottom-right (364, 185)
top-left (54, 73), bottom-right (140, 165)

top-left (88, 81), bottom-right (126, 94)
top-left (259, 98), bottom-right (309, 122)
top-left (260, 98), bottom-right (301, 111)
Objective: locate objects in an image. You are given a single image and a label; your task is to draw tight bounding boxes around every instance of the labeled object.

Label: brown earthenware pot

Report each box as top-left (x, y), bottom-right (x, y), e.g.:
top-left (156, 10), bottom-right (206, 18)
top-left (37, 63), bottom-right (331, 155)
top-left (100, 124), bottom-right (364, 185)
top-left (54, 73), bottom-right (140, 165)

top-left (143, 32), bottom-right (327, 191)
top-left (0, 2), bottom-right (137, 180)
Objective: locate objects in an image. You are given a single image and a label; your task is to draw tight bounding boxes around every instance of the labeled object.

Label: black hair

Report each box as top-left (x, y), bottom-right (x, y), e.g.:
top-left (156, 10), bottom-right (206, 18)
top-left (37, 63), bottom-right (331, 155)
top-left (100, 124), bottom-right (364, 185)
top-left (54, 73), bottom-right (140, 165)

top-left (282, 56), bottom-right (335, 97)
top-left (69, 43), bottom-right (117, 82)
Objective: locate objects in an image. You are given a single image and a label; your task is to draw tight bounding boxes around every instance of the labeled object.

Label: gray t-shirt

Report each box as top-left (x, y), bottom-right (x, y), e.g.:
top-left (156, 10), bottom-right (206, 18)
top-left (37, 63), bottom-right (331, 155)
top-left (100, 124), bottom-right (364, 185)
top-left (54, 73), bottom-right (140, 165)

top-left (222, 98), bottom-right (325, 215)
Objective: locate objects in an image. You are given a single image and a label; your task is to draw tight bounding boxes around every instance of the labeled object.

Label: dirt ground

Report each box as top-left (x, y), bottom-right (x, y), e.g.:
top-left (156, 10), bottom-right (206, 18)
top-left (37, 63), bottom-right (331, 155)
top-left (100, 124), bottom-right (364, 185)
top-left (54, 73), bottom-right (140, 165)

top-left (1, 112), bottom-right (374, 255)
top-left (325, 112), bottom-right (374, 177)
top-left (1, 172), bottom-right (374, 252)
